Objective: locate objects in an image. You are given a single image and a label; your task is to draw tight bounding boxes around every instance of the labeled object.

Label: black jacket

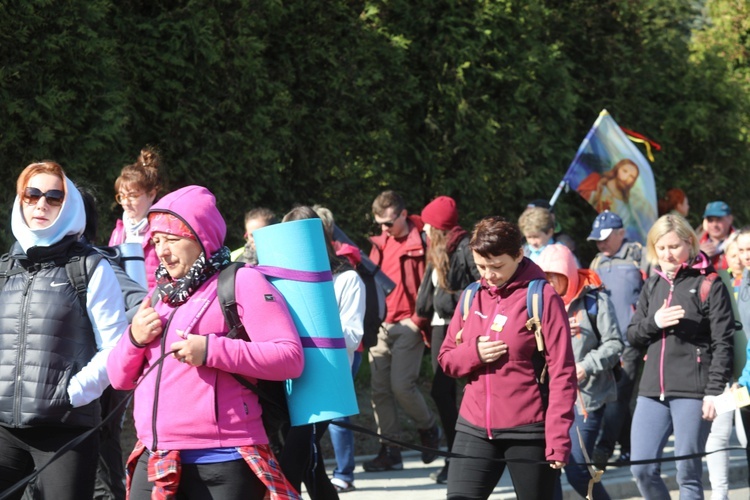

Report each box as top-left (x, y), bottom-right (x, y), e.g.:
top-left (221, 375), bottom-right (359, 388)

top-left (0, 237), bottom-right (100, 428)
top-left (417, 233), bottom-right (481, 320)
top-left (627, 253), bottom-right (734, 399)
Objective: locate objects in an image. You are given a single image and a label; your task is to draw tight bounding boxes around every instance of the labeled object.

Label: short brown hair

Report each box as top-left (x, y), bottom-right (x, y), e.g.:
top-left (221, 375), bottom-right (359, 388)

top-left (372, 190), bottom-right (405, 217)
top-left (244, 207), bottom-right (277, 226)
top-left (470, 216), bottom-right (523, 259)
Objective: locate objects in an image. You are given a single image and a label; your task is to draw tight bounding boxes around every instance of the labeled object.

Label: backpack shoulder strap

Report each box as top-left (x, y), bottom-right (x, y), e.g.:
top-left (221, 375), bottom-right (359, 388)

top-left (65, 249), bottom-right (104, 311)
top-left (525, 278), bottom-right (548, 383)
top-left (589, 254), bottom-right (602, 270)
top-left (526, 279), bottom-right (545, 353)
top-left (460, 281), bottom-right (481, 320)
top-left (0, 252), bottom-right (16, 290)
top-left (218, 262), bottom-right (247, 340)
top-left (583, 290), bottom-right (600, 340)
top-left (700, 272), bottom-right (719, 305)
top-left (215, 263), bottom-right (283, 408)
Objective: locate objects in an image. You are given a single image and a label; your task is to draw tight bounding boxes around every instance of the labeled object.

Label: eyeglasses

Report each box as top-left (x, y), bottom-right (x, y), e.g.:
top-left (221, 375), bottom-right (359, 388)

top-left (115, 191), bottom-right (143, 204)
top-left (23, 187), bottom-right (65, 207)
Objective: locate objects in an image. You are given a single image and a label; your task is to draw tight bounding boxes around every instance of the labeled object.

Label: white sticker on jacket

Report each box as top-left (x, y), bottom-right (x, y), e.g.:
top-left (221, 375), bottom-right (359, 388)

top-left (493, 314), bottom-right (508, 329)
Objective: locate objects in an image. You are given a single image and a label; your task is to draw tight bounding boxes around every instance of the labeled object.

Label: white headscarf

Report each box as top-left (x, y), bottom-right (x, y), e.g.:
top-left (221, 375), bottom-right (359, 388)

top-left (11, 175), bottom-right (85, 252)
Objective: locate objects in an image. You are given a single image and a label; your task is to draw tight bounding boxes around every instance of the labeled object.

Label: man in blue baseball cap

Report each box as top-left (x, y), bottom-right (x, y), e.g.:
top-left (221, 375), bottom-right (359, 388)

top-left (587, 210), bottom-right (649, 469)
top-left (699, 201), bottom-right (735, 271)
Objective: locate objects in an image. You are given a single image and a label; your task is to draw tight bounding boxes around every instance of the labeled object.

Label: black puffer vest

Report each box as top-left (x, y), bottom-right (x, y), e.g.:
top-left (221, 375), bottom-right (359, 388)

top-left (0, 237), bottom-right (100, 429)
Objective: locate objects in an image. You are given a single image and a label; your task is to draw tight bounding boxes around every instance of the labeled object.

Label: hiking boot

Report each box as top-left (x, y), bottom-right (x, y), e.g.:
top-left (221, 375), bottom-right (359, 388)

top-left (429, 460), bottom-right (449, 484)
top-left (418, 424), bottom-right (441, 464)
top-left (362, 445), bottom-right (403, 472)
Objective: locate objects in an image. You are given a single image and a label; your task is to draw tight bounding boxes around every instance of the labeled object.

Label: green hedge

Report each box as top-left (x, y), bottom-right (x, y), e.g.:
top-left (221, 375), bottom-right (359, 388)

top-left (1, 0), bottom-right (747, 261)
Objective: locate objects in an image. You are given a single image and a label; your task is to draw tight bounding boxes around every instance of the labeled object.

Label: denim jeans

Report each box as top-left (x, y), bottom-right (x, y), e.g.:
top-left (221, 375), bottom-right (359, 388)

top-left (595, 345), bottom-right (642, 458)
top-left (555, 406), bottom-right (611, 500)
top-left (329, 352), bottom-right (362, 484)
top-left (630, 396), bottom-right (711, 500)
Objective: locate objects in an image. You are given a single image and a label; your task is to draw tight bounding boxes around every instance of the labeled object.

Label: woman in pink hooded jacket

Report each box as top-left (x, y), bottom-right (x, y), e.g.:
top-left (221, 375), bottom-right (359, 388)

top-left (107, 185), bottom-right (304, 499)
top-left (438, 216), bottom-right (577, 500)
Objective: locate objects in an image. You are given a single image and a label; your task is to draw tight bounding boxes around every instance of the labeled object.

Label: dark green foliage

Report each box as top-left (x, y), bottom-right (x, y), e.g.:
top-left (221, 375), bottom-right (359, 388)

top-left (0, 0), bottom-right (748, 258)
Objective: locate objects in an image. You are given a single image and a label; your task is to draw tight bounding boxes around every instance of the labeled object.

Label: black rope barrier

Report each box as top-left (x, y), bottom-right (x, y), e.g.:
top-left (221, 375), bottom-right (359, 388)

top-left (1, 348), bottom-right (745, 499)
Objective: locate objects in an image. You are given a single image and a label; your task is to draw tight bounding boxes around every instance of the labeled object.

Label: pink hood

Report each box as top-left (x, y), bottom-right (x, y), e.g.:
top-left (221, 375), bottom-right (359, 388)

top-left (537, 244), bottom-right (579, 305)
top-left (147, 185), bottom-right (226, 257)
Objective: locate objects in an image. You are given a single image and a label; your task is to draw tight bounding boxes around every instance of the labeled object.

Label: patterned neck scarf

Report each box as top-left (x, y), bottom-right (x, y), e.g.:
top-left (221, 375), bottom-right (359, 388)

top-left (154, 246), bottom-right (231, 306)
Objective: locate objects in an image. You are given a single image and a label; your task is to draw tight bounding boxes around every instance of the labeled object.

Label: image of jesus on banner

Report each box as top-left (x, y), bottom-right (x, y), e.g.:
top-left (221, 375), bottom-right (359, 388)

top-left (564, 110), bottom-right (657, 244)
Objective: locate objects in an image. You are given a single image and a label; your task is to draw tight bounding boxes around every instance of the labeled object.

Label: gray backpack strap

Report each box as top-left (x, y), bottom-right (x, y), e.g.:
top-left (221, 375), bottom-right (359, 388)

top-left (0, 252), bottom-right (25, 290)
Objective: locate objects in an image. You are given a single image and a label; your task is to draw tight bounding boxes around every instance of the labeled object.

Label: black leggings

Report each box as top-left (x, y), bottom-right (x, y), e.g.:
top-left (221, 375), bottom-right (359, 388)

top-left (279, 421), bottom-right (337, 500)
top-left (129, 452), bottom-right (267, 500)
top-left (430, 325), bottom-right (458, 452)
top-left (446, 431), bottom-right (559, 500)
top-left (0, 425), bottom-right (99, 500)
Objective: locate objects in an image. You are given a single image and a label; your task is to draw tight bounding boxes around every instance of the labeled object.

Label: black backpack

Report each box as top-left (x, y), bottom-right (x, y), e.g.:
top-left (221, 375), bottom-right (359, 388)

top-left (357, 262), bottom-right (387, 349)
top-left (215, 263), bottom-right (291, 450)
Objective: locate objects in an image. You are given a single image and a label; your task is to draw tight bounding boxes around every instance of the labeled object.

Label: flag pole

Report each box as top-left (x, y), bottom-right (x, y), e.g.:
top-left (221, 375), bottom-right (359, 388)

top-left (548, 180), bottom-right (567, 209)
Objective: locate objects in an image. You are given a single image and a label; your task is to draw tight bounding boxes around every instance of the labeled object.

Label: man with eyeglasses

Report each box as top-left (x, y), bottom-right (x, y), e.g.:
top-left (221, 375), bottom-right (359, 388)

top-left (363, 190), bottom-right (441, 473)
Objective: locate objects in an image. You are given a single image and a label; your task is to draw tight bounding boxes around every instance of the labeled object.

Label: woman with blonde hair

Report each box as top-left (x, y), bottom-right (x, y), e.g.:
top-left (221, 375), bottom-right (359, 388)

top-left (628, 214), bottom-right (734, 499)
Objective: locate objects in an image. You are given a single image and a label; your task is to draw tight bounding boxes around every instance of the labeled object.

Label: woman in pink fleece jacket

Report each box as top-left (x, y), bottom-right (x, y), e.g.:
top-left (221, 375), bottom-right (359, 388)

top-left (107, 185), bottom-right (304, 500)
top-left (438, 216), bottom-right (577, 500)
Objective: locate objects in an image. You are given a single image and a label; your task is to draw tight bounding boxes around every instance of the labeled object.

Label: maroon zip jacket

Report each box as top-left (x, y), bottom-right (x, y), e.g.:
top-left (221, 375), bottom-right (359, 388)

top-left (439, 258), bottom-right (577, 463)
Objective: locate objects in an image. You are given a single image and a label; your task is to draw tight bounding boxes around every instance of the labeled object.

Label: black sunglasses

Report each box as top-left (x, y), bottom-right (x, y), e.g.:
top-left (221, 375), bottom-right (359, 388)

top-left (23, 187), bottom-right (65, 207)
top-left (374, 215), bottom-right (401, 228)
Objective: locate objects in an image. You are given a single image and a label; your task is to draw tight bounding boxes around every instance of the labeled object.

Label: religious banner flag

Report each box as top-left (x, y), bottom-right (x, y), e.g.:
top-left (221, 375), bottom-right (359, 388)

top-left (563, 109), bottom-right (657, 244)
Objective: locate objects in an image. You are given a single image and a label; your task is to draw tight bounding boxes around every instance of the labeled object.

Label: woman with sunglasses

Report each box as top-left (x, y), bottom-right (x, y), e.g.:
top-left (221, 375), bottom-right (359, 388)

top-left (0, 162), bottom-right (128, 500)
top-left (108, 146), bottom-right (164, 290)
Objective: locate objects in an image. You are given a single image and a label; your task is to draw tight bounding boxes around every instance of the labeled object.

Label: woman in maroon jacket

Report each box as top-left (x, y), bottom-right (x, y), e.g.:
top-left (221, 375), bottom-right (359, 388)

top-left (439, 216), bottom-right (577, 500)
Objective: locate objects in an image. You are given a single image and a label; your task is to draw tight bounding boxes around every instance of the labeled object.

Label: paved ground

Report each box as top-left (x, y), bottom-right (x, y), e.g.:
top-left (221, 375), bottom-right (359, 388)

top-left (306, 444), bottom-right (749, 499)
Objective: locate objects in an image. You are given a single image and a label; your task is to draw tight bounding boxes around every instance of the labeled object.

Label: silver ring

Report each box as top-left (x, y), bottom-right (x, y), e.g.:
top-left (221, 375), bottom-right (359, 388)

top-left (180, 357), bottom-right (186, 363)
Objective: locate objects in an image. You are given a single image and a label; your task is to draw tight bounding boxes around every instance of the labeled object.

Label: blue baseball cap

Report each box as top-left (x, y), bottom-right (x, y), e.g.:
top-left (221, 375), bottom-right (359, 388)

top-left (703, 201), bottom-right (731, 218)
top-left (587, 211), bottom-right (623, 241)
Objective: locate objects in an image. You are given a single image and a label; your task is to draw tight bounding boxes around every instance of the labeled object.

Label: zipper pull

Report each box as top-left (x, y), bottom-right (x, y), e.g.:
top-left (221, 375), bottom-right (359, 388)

top-left (22, 276), bottom-right (33, 296)
top-left (697, 348), bottom-right (701, 363)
